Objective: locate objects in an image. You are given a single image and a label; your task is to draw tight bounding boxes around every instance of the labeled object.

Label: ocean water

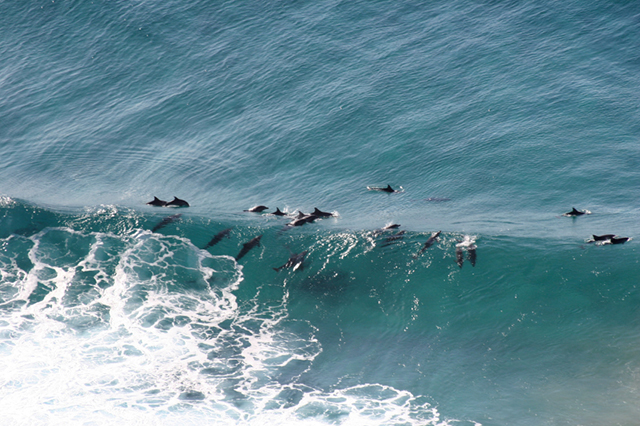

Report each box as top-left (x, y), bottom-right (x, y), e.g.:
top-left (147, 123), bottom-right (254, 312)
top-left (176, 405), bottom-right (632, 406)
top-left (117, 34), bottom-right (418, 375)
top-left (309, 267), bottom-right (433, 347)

top-left (1, 1), bottom-right (640, 425)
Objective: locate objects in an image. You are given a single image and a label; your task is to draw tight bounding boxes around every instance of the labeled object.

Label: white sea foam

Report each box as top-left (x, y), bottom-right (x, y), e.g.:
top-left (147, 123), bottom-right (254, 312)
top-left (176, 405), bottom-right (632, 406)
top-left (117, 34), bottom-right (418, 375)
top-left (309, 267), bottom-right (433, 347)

top-left (0, 227), bottom-right (447, 425)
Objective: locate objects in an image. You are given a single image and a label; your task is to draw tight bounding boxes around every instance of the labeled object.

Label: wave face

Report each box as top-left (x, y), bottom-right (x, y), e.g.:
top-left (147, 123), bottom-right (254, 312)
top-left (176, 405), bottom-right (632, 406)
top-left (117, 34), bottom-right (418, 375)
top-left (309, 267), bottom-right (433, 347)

top-left (1, 200), bottom-right (639, 425)
top-left (2, 0), bottom-right (640, 425)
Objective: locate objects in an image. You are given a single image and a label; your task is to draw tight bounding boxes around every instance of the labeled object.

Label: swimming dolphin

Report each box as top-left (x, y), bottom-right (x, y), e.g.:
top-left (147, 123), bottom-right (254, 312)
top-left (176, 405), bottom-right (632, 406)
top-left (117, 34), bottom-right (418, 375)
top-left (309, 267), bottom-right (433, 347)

top-left (273, 251), bottom-right (308, 272)
top-left (455, 246), bottom-right (464, 268)
top-left (610, 237), bottom-right (631, 244)
top-left (414, 231), bottom-right (441, 258)
top-left (586, 234), bottom-right (616, 243)
top-left (152, 214), bottom-right (182, 232)
top-left (166, 196), bottom-right (190, 207)
top-left (382, 224), bottom-right (401, 230)
top-left (591, 236), bottom-right (631, 245)
top-left (147, 196), bottom-right (168, 207)
top-left (271, 208), bottom-right (287, 216)
top-left (381, 230), bottom-right (406, 246)
top-left (286, 212), bottom-right (320, 227)
top-left (312, 208), bottom-right (334, 218)
top-left (386, 230), bottom-right (406, 241)
top-left (244, 205), bottom-right (268, 213)
top-left (455, 235), bottom-right (477, 267)
top-left (203, 227), bottom-right (233, 249)
top-left (372, 223), bottom-right (401, 237)
top-left (235, 235), bottom-right (262, 261)
top-left (467, 244), bottom-right (477, 266)
top-left (367, 184), bottom-right (398, 193)
top-left (563, 207), bottom-right (590, 217)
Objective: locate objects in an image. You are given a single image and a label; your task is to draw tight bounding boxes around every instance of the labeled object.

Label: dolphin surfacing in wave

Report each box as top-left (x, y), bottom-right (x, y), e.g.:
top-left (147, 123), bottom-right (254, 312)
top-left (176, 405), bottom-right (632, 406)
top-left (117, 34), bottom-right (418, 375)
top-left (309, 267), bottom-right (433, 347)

top-left (273, 251), bottom-right (308, 272)
top-left (152, 214), bottom-right (182, 232)
top-left (563, 207), bottom-right (590, 217)
top-left (235, 235), bottom-right (262, 261)
top-left (414, 231), bottom-right (441, 258)
top-left (203, 227), bottom-right (233, 249)
top-left (166, 197), bottom-right (190, 207)
top-left (147, 196), bottom-right (167, 207)
top-left (367, 184), bottom-right (402, 193)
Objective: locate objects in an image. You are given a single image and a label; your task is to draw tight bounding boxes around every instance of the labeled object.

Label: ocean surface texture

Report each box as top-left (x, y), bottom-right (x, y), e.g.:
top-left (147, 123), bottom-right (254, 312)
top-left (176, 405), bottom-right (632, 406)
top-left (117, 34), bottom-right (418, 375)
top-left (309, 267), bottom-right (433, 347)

top-left (1, 1), bottom-right (640, 425)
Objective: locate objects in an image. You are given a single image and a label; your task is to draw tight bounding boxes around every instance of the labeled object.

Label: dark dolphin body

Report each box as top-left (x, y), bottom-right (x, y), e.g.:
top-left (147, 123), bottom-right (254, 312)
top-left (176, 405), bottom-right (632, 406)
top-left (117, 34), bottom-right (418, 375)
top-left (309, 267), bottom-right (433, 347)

top-left (271, 208), bottom-right (287, 216)
top-left (382, 223), bottom-right (401, 230)
top-left (381, 230), bottom-right (406, 246)
top-left (273, 251), bottom-right (308, 272)
top-left (367, 184), bottom-right (397, 193)
top-left (286, 214), bottom-right (318, 228)
top-left (312, 208), bottom-right (334, 218)
top-left (235, 235), bottom-right (262, 261)
top-left (586, 234), bottom-right (631, 245)
top-left (586, 234), bottom-right (616, 243)
top-left (414, 231), bottom-right (441, 258)
top-left (166, 197), bottom-right (190, 207)
top-left (372, 224), bottom-right (401, 237)
top-left (467, 244), bottom-right (477, 266)
top-left (152, 214), bottom-right (182, 232)
top-left (244, 205), bottom-right (269, 213)
top-left (455, 246), bottom-right (464, 268)
top-left (203, 227), bottom-right (233, 249)
top-left (610, 237), bottom-right (631, 244)
top-left (147, 196), bottom-right (168, 207)
top-left (563, 207), bottom-right (589, 217)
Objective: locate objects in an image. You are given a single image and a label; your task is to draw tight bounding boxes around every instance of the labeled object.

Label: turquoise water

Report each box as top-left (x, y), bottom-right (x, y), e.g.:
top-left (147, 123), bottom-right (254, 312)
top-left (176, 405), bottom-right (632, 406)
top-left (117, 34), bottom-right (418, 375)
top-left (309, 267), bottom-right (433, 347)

top-left (1, 1), bottom-right (640, 425)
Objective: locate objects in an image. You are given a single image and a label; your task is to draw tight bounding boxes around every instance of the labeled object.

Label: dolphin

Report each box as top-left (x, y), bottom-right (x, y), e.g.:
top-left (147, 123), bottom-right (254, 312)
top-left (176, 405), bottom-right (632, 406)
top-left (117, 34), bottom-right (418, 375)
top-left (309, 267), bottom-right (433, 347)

top-left (244, 205), bottom-right (268, 213)
top-left (203, 227), bottom-right (233, 249)
top-left (467, 244), bottom-right (477, 266)
top-left (235, 235), bottom-right (262, 261)
top-left (382, 223), bottom-right (401, 230)
top-left (166, 196), bottom-right (190, 207)
top-left (386, 230), bottom-right (406, 241)
top-left (271, 208), bottom-right (287, 216)
top-left (381, 230), bottom-right (406, 246)
top-left (586, 234), bottom-right (616, 243)
top-left (273, 251), bottom-right (308, 272)
top-left (372, 223), bottom-right (401, 237)
top-left (286, 214), bottom-right (318, 227)
top-left (147, 196), bottom-right (168, 207)
top-left (152, 214), bottom-right (182, 232)
top-left (367, 184), bottom-right (398, 193)
top-left (312, 208), bottom-right (334, 218)
top-left (563, 207), bottom-right (590, 217)
top-left (610, 237), bottom-right (631, 244)
top-left (456, 235), bottom-right (476, 267)
top-left (455, 246), bottom-right (464, 268)
top-left (414, 231), bottom-right (441, 258)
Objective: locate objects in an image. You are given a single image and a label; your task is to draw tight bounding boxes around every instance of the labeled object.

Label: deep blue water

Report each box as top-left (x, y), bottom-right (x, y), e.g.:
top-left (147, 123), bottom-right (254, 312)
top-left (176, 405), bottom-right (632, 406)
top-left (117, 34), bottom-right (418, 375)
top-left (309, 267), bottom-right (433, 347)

top-left (1, 1), bottom-right (640, 425)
